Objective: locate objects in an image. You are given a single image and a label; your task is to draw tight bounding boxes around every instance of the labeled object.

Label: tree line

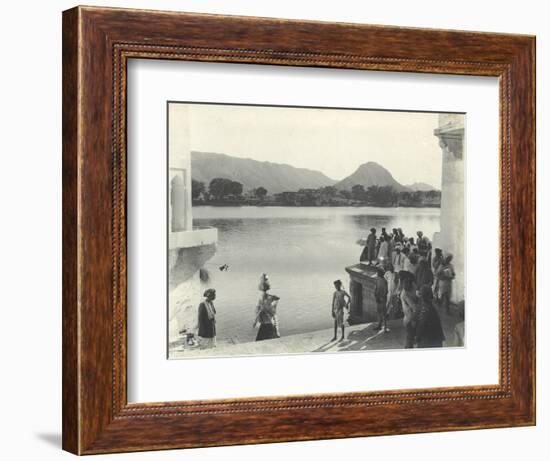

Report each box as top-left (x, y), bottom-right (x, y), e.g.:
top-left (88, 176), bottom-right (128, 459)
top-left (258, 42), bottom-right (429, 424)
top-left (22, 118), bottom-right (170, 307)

top-left (192, 178), bottom-right (266, 201)
top-left (192, 178), bottom-right (440, 207)
top-left (349, 184), bottom-right (440, 206)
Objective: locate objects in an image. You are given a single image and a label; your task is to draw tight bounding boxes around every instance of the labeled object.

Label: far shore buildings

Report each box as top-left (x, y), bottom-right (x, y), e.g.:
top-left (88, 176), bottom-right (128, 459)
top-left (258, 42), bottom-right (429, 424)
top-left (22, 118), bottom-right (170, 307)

top-left (346, 114), bottom-right (465, 322)
top-left (168, 105), bottom-right (218, 345)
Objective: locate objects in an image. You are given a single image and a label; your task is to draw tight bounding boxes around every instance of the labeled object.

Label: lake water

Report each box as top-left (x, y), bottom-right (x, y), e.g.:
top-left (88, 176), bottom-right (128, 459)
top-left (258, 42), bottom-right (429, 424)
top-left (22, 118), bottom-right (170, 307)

top-left (194, 206), bottom-right (441, 344)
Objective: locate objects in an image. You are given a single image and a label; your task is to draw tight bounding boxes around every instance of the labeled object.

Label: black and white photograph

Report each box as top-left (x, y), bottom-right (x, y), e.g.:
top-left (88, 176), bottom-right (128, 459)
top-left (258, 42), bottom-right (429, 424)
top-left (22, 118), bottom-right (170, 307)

top-left (167, 102), bottom-right (465, 358)
top-left (2, 0), bottom-right (541, 458)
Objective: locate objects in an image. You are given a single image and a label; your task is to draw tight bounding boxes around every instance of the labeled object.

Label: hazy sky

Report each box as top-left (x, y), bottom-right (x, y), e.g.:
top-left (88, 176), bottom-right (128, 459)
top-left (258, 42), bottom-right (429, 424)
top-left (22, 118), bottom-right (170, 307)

top-left (178, 103), bottom-right (448, 188)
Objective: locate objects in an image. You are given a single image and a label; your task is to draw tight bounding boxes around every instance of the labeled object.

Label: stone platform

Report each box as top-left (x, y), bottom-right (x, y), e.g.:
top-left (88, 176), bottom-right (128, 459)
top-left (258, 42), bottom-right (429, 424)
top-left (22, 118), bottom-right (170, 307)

top-left (169, 310), bottom-right (463, 359)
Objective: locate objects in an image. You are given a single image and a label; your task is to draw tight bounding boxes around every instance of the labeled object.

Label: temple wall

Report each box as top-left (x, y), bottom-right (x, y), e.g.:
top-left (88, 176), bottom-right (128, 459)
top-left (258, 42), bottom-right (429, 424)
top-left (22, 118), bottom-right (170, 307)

top-left (168, 263), bottom-right (202, 343)
top-left (167, 104), bottom-right (218, 345)
top-left (433, 114), bottom-right (465, 302)
top-left (168, 104), bottom-right (193, 232)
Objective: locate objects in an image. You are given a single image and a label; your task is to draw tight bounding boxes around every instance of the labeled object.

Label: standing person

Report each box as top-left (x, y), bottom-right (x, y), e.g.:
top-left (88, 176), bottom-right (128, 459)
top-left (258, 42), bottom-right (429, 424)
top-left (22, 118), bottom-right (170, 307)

top-left (331, 280), bottom-right (351, 341)
top-left (436, 254), bottom-right (456, 315)
top-left (416, 254), bottom-right (434, 291)
top-left (397, 228), bottom-right (405, 243)
top-left (392, 245), bottom-right (406, 291)
top-left (254, 274), bottom-right (281, 341)
top-left (431, 248), bottom-right (444, 301)
top-left (404, 251), bottom-right (419, 277)
top-left (197, 288), bottom-right (217, 349)
top-left (387, 234), bottom-right (395, 262)
top-left (392, 245), bottom-right (405, 270)
top-left (374, 267), bottom-right (389, 332)
top-left (392, 228), bottom-right (400, 243)
top-left (398, 247), bottom-right (411, 291)
top-left (361, 228), bottom-right (377, 264)
top-left (384, 264), bottom-right (400, 319)
top-left (400, 272), bottom-right (419, 348)
top-left (431, 247), bottom-right (444, 272)
top-left (416, 285), bottom-right (445, 348)
top-left (377, 234), bottom-right (390, 268)
top-left (416, 231), bottom-right (432, 262)
top-left (391, 228), bottom-right (398, 242)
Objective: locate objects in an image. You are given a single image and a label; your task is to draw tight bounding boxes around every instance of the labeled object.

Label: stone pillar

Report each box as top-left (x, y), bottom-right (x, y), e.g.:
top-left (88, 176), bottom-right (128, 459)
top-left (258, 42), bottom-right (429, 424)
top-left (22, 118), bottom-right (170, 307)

top-left (170, 175), bottom-right (187, 231)
top-left (168, 104), bottom-right (218, 346)
top-left (433, 114), bottom-right (465, 302)
top-left (168, 104), bottom-right (193, 232)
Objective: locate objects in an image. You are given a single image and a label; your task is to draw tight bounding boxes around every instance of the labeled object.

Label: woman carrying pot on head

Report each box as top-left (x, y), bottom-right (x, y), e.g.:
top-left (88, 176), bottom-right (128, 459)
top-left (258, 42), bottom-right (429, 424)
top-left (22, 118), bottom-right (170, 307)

top-left (254, 273), bottom-right (281, 341)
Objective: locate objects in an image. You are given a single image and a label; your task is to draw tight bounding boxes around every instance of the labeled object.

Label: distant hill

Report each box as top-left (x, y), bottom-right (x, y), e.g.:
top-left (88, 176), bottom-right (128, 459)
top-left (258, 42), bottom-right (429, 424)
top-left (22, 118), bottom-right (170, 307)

top-left (191, 151), bottom-right (336, 194)
top-left (405, 182), bottom-right (439, 192)
top-left (335, 161), bottom-right (410, 192)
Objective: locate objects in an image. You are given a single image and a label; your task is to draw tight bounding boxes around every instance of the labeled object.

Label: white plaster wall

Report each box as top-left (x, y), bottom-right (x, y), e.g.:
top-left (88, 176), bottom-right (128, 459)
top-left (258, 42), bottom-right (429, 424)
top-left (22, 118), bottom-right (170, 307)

top-left (434, 115), bottom-right (465, 302)
top-left (439, 153), bottom-right (465, 301)
top-left (168, 104), bottom-right (193, 231)
top-left (168, 271), bottom-right (202, 343)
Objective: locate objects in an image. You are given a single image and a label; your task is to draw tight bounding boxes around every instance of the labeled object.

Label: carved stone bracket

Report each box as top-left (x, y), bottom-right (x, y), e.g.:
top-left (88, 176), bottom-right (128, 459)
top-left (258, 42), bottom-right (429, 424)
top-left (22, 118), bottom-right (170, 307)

top-left (434, 127), bottom-right (464, 160)
top-left (434, 113), bottom-right (464, 160)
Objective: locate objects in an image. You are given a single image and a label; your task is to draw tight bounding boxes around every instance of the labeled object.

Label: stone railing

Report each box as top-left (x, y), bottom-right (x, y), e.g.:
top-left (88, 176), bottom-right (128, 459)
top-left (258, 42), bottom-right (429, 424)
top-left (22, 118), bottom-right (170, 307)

top-left (169, 226), bottom-right (218, 251)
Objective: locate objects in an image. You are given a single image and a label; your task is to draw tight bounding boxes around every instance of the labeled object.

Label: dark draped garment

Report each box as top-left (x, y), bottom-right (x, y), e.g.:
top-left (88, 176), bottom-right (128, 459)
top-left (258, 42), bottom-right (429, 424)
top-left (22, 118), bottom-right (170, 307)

top-left (197, 301), bottom-right (216, 338)
top-left (416, 302), bottom-right (445, 348)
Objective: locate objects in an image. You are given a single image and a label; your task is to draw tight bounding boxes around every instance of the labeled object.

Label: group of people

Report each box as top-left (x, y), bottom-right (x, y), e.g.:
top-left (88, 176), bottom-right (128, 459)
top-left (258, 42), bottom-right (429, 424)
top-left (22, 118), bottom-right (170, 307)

top-left (330, 270), bottom-right (448, 349)
top-left (355, 226), bottom-right (456, 348)
top-left (359, 227), bottom-right (455, 312)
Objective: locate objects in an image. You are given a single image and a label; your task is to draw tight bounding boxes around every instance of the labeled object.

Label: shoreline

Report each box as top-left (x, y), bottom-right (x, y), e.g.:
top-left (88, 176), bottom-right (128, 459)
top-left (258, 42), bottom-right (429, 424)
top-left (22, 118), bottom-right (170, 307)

top-left (192, 202), bottom-right (441, 209)
top-left (169, 314), bottom-right (462, 359)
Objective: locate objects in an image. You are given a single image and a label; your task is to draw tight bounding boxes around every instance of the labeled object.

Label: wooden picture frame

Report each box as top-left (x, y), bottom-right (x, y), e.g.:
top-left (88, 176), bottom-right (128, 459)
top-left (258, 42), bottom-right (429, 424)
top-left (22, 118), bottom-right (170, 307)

top-left (62, 5), bottom-right (535, 455)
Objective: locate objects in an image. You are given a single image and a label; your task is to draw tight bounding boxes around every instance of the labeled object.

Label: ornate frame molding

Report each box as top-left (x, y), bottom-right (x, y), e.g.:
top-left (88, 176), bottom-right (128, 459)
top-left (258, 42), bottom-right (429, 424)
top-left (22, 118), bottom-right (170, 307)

top-left (63, 6), bottom-right (535, 454)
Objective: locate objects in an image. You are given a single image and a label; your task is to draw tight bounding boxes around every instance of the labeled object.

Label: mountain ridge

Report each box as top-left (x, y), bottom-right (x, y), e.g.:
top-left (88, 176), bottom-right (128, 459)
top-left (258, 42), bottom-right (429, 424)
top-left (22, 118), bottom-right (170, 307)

top-left (334, 161), bottom-right (410, 192)
top-left (191, 152), bottom-right (434, 194)
top-left (405, 181), bottom-right (439, 191)
top-left (191, 151), bottom-right (336, 194)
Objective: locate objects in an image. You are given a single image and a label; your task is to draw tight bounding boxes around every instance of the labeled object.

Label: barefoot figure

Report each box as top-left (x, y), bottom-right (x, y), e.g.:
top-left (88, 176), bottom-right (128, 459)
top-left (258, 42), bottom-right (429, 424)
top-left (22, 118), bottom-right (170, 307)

top-left (331, 280), bottom-right (351, 341)
top-left (374, 267), bottom-right (389, 332)
top-left (360, 228), bottom-right (377, 264)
